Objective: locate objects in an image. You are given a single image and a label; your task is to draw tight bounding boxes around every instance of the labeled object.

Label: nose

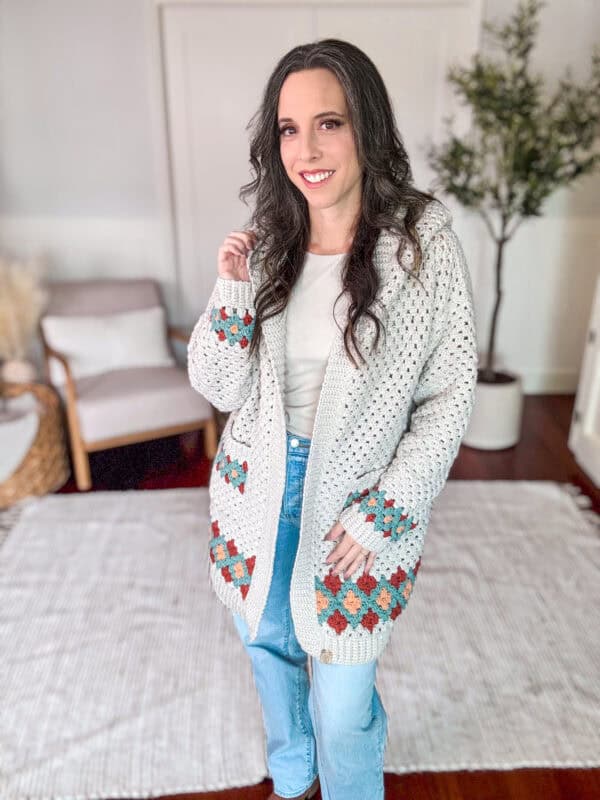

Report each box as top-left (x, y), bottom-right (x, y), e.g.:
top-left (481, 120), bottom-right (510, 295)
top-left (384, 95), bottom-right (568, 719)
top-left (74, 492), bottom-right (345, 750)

top-left (297, 128), bottom-right (321, 162)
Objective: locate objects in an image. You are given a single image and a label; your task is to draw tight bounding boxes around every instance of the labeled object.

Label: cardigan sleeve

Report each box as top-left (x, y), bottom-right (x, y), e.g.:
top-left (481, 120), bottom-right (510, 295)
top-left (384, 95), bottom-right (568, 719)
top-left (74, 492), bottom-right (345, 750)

top-left (187, 273), bottom-right (258, 412)
top-left (336, 226), bottom-right (478, 555)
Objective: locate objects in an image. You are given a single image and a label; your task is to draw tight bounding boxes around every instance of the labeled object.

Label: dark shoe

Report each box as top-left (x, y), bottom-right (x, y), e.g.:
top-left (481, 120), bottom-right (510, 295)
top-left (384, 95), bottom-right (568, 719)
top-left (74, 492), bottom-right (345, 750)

top-left (268, 773), bottom-right (320, 800)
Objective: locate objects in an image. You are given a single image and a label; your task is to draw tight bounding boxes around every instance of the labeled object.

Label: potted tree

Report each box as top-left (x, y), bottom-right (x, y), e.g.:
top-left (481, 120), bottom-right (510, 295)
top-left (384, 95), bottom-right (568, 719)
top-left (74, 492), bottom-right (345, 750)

top-left (426, 0), bottom-right (600, 449)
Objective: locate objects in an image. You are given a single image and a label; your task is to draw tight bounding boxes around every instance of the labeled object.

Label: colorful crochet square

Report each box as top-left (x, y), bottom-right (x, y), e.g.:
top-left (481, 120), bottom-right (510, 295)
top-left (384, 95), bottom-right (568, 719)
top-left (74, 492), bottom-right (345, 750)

top-left (210, 306), bottom-right (255, 348)
top-left (209, 519), bottom-right (255, 599)
top-left (342, 485), bottom-right (418, 542)
top-left (315, 557), bottom-right (421, 634)
top-left (214, 445), bottom-right (248, 493)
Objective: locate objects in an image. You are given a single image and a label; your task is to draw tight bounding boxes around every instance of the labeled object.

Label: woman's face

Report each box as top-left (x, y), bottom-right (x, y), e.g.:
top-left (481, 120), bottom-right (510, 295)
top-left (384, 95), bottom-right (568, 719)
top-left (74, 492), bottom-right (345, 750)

top-left (277, 68), bottom-right (362, 214)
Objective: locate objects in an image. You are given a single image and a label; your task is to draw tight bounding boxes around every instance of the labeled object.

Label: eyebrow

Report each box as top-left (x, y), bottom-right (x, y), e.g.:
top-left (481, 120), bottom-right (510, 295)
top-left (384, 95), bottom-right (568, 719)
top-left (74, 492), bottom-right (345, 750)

top-left (277, 111), bottom-right (346, 124)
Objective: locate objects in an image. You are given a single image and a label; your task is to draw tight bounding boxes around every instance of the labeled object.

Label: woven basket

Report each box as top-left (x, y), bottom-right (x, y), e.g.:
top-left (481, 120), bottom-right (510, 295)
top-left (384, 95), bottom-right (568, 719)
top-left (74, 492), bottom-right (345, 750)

top-left (0, 381), bottom-right (71, 510)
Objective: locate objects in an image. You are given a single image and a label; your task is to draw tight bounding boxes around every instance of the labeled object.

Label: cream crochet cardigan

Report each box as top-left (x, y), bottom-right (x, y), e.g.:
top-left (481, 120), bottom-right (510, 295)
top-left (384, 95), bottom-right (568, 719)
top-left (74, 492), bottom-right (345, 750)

top-left (188, 198), bottom-right (478, 665)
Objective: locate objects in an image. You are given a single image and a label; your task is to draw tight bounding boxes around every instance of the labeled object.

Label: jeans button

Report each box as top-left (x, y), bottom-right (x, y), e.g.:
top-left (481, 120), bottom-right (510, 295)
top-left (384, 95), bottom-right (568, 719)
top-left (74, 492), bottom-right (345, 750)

top-left (290, 437), bottom-right (299, 447)
top-left (320, 648), bottom-right (333, 664)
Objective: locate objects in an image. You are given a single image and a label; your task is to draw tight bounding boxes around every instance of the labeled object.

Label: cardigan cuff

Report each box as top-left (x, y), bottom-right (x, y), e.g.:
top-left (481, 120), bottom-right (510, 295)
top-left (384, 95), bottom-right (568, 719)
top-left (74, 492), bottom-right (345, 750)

top-left (336, 484), bottom-right (420, 556)
top-left (216, 276), bottom-right (255, 310)
top-left (336, 502), bottom-right (389, 555)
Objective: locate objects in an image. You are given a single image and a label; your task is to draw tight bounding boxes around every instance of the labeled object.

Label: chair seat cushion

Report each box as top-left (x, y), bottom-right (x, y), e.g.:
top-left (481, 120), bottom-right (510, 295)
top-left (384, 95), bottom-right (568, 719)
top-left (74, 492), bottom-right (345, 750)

top-left (56, 365), bottom-right (212, 443)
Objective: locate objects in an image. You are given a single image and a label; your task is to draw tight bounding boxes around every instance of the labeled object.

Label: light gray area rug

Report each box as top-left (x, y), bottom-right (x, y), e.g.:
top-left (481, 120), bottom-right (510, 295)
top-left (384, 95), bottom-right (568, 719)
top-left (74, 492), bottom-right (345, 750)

top-left (0, 481), bottom-right (598, 800)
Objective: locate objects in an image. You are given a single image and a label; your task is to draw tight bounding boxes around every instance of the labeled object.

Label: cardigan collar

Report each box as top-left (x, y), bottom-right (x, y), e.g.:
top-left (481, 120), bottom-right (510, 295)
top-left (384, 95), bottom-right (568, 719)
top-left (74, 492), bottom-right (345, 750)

top-left (246, 199), bottom-right (452, 397)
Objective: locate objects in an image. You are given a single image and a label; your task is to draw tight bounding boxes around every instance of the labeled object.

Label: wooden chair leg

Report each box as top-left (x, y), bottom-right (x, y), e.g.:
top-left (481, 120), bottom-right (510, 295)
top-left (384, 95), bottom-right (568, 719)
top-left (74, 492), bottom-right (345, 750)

top-left (71, 439), bottom-right (92, 491)
top-left (203, 416), bottom-right (218, 460)
top-left (60, 391), bottom-right (92, 491)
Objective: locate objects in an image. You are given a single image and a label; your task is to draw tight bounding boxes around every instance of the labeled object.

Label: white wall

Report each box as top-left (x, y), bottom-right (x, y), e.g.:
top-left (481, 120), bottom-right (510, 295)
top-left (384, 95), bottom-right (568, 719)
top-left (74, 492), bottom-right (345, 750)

top-left (0, 0), bottom-right (598, 391)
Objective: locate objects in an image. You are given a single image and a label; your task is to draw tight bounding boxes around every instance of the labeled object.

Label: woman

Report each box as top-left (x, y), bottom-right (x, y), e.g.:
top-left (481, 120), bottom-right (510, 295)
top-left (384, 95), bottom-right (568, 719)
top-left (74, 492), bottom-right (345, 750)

top-left (188, 38), bottom-right (478, 800)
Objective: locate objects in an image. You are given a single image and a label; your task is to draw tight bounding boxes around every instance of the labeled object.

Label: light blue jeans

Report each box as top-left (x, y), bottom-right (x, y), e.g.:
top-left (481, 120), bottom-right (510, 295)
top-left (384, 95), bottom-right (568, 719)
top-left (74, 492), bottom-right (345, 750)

top-left (232, 429), bottom-right (388, 800)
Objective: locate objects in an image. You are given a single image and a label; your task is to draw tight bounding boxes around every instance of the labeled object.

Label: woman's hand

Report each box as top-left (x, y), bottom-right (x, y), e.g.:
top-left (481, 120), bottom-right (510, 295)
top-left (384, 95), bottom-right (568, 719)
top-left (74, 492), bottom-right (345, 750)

top-left (218, 229), bottom-right (258, 282)
top-left (324, 521), bottom-right (376, 579)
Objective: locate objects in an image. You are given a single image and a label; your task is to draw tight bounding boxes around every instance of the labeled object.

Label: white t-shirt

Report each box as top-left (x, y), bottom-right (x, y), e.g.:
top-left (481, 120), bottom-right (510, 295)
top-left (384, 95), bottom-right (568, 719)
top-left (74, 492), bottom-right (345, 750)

top-left (284, 251), bottom-right (350, 439)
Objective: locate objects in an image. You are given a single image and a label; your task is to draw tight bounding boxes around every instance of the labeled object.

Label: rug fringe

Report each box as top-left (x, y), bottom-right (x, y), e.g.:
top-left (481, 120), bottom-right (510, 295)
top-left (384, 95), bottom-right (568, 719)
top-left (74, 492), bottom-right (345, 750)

top-left (580, 509), bottom-right (600, 528)
top-left (558, 482), bottom-right (600, 530)
top-left (559, 482), bottom-right (585, 497)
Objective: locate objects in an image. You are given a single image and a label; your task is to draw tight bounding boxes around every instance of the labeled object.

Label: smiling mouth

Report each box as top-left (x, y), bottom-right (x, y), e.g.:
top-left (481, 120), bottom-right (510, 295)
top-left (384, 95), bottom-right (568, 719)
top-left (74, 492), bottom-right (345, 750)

top-left (300, 170), bottom-right (335, 187)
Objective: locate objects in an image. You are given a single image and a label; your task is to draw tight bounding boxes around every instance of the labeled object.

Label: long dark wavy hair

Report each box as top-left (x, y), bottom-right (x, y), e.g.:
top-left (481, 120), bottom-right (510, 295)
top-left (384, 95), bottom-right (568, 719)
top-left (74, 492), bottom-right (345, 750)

top-left (239, 38), bottom-right (438, 369)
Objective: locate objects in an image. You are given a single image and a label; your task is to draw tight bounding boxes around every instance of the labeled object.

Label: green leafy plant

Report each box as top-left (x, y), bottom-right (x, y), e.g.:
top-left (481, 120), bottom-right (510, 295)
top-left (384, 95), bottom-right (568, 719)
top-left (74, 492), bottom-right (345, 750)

top-left (426, 0), bottom-right (600, 382)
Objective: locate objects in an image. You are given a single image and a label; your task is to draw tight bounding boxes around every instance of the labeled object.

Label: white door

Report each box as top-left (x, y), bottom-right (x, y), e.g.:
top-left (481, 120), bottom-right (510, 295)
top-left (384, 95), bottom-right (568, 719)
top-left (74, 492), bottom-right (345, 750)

top-left (569, 273), bottom-right (600, 486)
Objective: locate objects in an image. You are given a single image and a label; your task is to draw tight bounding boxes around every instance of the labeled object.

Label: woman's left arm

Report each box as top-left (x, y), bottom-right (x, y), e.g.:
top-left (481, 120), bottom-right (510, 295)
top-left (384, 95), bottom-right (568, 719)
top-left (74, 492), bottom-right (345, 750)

top-left (335, 225), bottom-right (478, 557)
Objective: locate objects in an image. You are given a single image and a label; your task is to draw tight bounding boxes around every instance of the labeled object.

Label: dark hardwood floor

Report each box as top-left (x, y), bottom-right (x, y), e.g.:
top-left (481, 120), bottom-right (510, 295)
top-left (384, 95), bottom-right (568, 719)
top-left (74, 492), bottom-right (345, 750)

top-left (56, 394), bottom-right (599, 800)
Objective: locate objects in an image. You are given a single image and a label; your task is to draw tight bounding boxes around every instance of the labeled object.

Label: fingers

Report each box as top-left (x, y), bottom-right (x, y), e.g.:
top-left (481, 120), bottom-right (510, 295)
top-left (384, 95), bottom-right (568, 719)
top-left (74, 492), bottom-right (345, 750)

top-left (217, 229), bottom-right (258, 280)
top-left (324, 521), bottom-right (345, 541)
top-left (224, 230), bottom-right (257, 254)
top-left (327, 540), bottom-right (373, 580)
top-left (220, 235), bottom-right (252, 259)
top-left (364, 551), bottom-right (376, 575)
top-left (324, 527), bottom-right (351, 565)
top-left (342, 549), bottom-right (368, 580)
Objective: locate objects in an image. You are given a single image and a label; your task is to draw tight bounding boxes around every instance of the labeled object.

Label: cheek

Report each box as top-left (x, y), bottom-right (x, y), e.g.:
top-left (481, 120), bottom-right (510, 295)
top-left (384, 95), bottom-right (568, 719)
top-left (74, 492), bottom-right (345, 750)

top-left (340, 135), bottom-right (359, 165)
top-left (280, 147), bottom-right (296, 175)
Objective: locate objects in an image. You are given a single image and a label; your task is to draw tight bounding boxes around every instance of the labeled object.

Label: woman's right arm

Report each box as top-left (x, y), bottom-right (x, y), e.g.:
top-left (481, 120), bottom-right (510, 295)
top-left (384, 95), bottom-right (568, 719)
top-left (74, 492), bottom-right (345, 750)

top-left (187, 230), bottom-right (259, 412)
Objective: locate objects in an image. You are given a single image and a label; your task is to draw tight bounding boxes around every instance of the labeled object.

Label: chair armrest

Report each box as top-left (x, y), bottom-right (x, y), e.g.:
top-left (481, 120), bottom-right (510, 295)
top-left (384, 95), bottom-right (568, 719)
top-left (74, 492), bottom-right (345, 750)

top-left (45, 344), bottom-right (69, 370)
top-left (43, 345), bottom-right (79, 402)
top-left (38, 330), bottom-right (87, 450)
top-left (168, 325), bottom-right (191, 345)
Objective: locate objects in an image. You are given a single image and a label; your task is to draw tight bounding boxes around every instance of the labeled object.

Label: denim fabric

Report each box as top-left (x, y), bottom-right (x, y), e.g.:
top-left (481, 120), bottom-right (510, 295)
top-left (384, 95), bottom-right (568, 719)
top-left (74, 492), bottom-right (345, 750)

top-left (232, 429), bottom-right (388, 800)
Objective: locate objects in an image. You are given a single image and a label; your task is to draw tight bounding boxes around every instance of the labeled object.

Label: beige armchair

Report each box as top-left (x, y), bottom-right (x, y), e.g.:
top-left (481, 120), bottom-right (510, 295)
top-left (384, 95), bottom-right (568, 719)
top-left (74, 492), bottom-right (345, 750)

top-left (38, 278), bottom-right (218, 491)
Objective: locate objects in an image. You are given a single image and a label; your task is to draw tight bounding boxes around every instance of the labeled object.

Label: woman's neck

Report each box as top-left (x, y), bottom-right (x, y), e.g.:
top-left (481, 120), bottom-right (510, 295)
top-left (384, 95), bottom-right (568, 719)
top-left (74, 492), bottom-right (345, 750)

top-left (307, 205), bottom-right (358, 256)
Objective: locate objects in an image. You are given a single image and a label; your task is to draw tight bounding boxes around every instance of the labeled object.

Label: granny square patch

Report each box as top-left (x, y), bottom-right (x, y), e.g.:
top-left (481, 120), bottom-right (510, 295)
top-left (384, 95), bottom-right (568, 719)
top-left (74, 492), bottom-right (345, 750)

top-left (209, 519), bottom-right (255, 600)
top-left (210, 306), bottom-right (255, 348)
top-left (342, 486), bottom-right (418, 542)
top-left (214, 446), bottom-right (248, 493)
top-left (315, 557), bottom-right (421, 634)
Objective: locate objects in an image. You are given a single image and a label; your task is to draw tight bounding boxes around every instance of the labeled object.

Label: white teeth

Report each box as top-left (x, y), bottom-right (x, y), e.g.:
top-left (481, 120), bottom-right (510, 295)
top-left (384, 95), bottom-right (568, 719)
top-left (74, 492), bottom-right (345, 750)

top-left (302, 171), bottom-right (334, 183)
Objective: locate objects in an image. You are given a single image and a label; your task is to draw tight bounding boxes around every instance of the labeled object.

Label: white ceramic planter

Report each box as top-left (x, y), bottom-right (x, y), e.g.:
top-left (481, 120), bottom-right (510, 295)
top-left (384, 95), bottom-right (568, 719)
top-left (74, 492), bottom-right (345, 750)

top-left (462, 371), bottom-right (524, 450)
